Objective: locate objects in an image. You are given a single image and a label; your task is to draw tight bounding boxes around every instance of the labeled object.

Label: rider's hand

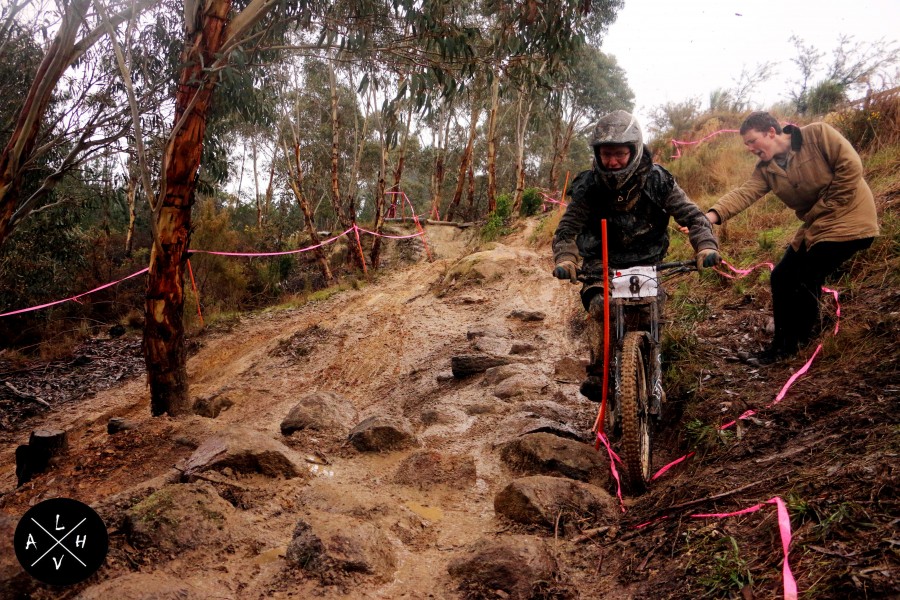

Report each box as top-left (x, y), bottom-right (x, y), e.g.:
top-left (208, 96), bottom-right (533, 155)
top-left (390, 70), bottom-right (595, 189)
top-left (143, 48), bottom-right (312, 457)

top-left (553, 260), bottom-right (578, 283)
top-left (696, 249), bottom-right (721, 270)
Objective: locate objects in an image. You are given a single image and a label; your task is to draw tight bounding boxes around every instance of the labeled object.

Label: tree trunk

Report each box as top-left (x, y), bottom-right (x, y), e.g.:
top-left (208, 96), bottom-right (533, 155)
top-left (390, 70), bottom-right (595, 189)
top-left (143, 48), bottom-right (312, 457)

top-left (0, 0), bottom-right (90, 248)
top-left (144, 0), bottom-right (232, 417)
top-left (263, 151), bottom-right (275, 223)
top-left (328, 62), bottom-right (348, 228)
top-left (124, 161), bottom-right (138, 256)
top-left (286, 143), bottom-right (333, 284)
top-left (485, 75), bottom-right (500, 214)
top-left (512, 91), bottom-right (534, 214)
top-left (445, 102), bottom-right (480, 222)
top-left (252, 136), bottom-right (261, 229)
top-left (466, 161), bottom-right (476, 221)
top-left (369, 144), bottom-right (387, 268)
top-left (392, 101), bottom-right (413, 189)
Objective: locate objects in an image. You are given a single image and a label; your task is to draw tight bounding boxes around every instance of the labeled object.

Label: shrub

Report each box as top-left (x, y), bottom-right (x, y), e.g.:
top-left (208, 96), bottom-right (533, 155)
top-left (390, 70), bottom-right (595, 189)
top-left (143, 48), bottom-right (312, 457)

top-left (519, 187), bottom-right (541, 217)
top-left (481, 193), bottom-right (513, 241)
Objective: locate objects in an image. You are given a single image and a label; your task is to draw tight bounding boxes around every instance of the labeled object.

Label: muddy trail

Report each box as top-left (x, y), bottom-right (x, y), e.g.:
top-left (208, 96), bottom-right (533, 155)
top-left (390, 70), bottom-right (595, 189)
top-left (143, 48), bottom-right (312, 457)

top-left (1, 218), bottom-right (897, 599)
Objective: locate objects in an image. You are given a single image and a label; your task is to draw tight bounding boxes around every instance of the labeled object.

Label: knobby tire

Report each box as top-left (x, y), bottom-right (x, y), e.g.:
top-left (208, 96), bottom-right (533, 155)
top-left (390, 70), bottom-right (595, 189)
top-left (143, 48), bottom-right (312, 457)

top-left (619, 331), bottom-right (651, 494)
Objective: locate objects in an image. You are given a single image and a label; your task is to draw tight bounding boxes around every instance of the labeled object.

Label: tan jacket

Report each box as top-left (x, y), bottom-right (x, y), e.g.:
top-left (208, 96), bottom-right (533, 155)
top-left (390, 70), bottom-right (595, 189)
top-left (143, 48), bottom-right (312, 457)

top-left (710, 122), bottom-right (879, 250)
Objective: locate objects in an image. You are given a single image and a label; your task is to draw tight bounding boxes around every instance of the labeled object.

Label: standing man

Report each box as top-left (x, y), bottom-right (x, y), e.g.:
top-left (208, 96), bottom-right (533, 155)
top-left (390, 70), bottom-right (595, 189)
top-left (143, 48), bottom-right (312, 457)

top-left (706, 112), bottom-right (879, 364)
top-left (552, 110), bottom-right (720, 399)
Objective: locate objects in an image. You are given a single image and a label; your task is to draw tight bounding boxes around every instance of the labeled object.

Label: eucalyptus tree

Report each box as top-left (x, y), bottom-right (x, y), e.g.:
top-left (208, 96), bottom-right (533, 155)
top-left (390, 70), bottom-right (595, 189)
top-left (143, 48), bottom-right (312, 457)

top-left (0, 0), bottom-right (160, 249)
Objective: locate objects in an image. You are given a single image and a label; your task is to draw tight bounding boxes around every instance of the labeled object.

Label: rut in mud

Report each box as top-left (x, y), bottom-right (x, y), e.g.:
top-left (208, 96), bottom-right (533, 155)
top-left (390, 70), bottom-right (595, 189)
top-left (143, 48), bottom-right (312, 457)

top-left (1, 217), bottom-right (897, 599)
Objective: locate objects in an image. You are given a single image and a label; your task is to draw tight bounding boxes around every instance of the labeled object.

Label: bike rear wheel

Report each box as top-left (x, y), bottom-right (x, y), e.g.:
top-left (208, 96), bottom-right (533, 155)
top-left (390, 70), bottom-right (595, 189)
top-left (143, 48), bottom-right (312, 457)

top-left (619, 331), bottom-right (652, 494)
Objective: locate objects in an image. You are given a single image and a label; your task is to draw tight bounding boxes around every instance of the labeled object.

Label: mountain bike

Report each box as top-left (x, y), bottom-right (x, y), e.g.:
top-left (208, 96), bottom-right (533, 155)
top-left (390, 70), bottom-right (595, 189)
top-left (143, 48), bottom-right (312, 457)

top-left (579, 259), bottom-right (697, 494)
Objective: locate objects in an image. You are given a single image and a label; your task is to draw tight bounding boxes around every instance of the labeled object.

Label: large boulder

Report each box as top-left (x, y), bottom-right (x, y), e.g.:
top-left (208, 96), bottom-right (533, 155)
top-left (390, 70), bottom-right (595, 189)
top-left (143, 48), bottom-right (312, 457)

top-left (280, 390), bottom-right (358, 436)
top-left (123, 482), bottom-right (242, 552)
top-left (447, 535), bottom-right (557, 600)
top-left (181, 426), bottom-right (306, 480)
top-left (494, 475), bottom-right (617, 532)
top-left (499, 432), bottom-right (608, 485)
top-left (348, 416), bottom-right (418, 452)
top-left (285, 513), bottom-right (396, 582)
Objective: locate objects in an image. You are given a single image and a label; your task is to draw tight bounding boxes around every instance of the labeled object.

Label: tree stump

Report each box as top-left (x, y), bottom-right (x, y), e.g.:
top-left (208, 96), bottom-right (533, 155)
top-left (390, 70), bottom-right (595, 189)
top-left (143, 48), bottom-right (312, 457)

top-left (27, 429), bottom-right (68, 474)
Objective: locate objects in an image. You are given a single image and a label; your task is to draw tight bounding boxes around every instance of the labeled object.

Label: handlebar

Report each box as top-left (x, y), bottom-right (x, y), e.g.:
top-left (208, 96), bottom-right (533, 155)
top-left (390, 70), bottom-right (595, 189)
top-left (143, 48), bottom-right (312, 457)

top-left (576, 259), bottom-right (697, 282)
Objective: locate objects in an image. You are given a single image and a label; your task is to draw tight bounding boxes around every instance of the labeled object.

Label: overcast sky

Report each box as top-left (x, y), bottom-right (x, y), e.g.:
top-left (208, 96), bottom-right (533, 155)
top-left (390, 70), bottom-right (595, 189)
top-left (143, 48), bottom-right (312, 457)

top-left (600, 0), bottom-right (900, 129)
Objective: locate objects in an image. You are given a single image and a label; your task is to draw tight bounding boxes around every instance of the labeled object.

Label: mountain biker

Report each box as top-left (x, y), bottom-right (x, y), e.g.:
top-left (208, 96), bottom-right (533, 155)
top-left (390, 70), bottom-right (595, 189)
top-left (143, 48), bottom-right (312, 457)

top-left (552, 110), bottom-right (720, 400)
top-left (705, 112), bottom-right (879, 364)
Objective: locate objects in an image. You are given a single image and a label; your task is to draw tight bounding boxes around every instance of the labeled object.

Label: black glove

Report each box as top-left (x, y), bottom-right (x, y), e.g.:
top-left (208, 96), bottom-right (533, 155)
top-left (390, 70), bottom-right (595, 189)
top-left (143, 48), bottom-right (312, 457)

top-left (553, 260), bottom-right (578, 283)
top-left (696, 249), bottom-right (722, 269)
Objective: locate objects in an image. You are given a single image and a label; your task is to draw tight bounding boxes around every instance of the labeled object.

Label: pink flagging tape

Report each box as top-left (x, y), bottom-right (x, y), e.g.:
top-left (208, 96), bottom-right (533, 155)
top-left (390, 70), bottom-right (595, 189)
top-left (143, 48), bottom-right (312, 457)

top-left (671, 129), bottom-right (740, 158)
top-left (773, 344), bottom-right (822, 404)
top-left (714, 258), bottom-right (774, 279)
top-left (823, 287), bottom-right (840, 334)
top-left (192, 228), bottom-right (353, 257)
top-left (634, 514), bottom-right (670, 530)
top-left (596, 433), bottom-right (626, 513)
top-left (651, 451), bottom-right (695, 481)
top-left (692, 497), bottom-right (797, 600)
top-left (0, 267), bottom-right (150, 318)
top-left (356, 226), bottom-right (425, 240)
top-left (539, 190), bottom-right (567, 207)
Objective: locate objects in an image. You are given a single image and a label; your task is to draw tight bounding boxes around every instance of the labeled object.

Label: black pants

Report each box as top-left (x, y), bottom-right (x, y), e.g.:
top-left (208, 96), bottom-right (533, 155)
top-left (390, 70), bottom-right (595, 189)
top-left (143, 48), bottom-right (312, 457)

top-left (770, 237), bottom-right (873, 350)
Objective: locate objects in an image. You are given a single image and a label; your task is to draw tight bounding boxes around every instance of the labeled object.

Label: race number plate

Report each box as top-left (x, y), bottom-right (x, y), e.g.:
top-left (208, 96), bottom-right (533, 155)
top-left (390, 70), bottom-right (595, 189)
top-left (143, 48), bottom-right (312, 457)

top-left (609, 266), bottom-right (658, 298)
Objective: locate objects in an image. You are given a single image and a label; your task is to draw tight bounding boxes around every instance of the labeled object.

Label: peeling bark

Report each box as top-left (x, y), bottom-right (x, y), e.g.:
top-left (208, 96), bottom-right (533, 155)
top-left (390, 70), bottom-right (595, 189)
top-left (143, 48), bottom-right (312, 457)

top-left (144, 0), bottom-right (232, 417)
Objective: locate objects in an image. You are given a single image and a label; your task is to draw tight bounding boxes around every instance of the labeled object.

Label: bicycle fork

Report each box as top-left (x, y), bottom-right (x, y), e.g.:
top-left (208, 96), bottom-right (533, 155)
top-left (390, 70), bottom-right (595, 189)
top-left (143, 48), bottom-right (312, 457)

top-left (612, 300), bottom-right (664, 420)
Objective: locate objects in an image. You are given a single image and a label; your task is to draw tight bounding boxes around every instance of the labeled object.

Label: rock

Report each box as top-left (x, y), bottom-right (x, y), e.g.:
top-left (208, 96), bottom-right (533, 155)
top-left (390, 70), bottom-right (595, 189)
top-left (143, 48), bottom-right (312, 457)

top-left (192, 393), bottom-right (234, 418)
top-left (482, 363), bottom-right (528, 385)
top-left (553, 356), bottom-right (587, 383)
top-left (348, 416), bottom-right (418, 452)
top-left (518, 400), bottom-right (579, 424)
top-left (75, 572), bottom-right (202, 599)
top-left (393, 450), bottom-right (477, 488)
top-left (508, 309), bottom-right (546, 322)
top-left (181, 426), bottom-right (306, 480)
top-left (509, 342), bottom-right (536, 355)
top-left (124, 482), bottom-right (241, 552)
top-left (451, 353), bottom-right (517, 378)
top-left (497, 413), bottom-right (585, 443)
top-left (494, 475), bottom-right (617, 531)
top-left (466, 325), bottom-right (509, 340)
top-left (107, 417), bottom-right (136, 434)
top-left (285, 513), bottom-right (397, 581)
top-left (442, 245), bottom-right (532, 286)
top-left (280, 390), bottom-right (357, 435)
top-left (435, 371), bottom-right (455, 383)
top-left (498, 433), bottom-right (608, 484)
top-left (447, 535), bottom-right (556, 600)
top-left (493, 373), bottom-right (551, 400)
top-left (473, 337), bottom-right (507, 353)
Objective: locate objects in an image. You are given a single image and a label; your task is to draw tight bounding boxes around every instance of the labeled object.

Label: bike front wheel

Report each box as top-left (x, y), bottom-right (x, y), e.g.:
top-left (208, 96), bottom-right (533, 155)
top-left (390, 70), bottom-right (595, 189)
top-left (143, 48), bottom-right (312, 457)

top-left (619, 331), bottom-right (652, 494)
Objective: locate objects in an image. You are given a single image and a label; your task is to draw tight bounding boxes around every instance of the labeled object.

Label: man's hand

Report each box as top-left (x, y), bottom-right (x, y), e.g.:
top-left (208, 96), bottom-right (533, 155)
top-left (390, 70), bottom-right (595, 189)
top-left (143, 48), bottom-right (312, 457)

top-left (553, 260), bottom-right (578, 283)
top-left (696, 249), bottom-right (721, 270)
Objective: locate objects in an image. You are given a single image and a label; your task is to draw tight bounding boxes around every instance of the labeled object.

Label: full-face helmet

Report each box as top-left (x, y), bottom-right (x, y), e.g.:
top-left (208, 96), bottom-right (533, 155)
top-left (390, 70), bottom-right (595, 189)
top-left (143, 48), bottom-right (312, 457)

top-left (590, 110), bottom-right (644, 189)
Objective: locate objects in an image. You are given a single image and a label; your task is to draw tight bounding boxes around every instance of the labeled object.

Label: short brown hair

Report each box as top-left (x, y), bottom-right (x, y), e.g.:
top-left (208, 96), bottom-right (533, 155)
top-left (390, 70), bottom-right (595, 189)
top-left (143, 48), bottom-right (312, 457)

top-left (740, 111), bottom-right (782, 135)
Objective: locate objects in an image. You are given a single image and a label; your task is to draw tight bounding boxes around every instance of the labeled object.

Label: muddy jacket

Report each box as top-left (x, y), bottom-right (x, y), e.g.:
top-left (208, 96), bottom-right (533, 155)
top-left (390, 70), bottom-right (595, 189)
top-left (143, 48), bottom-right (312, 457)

top-left (709, 122), bottom-right (879, 250)
top-left (553, 154), bottom-right (718, 269)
